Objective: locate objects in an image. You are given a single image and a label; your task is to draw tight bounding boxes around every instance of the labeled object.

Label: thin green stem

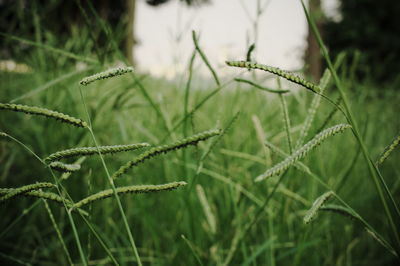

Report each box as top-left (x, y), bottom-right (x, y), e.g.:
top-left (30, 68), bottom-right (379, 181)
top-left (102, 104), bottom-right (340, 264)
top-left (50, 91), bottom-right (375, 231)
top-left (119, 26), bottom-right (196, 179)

top-left (78, 87), bottom-right (142, 265)
top-left (2, 132), bottom-right (87, 265)
top-left (301, 0), bottom-right (400, 254)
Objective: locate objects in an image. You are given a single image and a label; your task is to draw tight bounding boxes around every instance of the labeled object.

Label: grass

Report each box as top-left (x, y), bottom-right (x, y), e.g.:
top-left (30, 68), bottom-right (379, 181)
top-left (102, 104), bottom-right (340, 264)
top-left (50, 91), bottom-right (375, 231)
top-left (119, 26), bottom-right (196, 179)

top-left (1, 3), bottom-right (399, 266)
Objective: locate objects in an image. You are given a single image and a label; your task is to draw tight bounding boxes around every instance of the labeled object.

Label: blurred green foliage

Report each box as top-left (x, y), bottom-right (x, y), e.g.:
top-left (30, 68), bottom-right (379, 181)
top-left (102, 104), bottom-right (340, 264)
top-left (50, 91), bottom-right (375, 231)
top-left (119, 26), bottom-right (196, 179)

top-left (324, 0), bottom-right (400, 86)
top-left (0, 0), bottom-right (128, 66)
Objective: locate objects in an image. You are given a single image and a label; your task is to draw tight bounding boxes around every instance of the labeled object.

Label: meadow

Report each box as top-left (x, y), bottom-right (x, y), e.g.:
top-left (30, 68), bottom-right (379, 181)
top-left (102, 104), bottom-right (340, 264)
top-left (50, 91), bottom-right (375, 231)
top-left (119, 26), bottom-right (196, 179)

top-left (0, 2), bottom-right (399, 265)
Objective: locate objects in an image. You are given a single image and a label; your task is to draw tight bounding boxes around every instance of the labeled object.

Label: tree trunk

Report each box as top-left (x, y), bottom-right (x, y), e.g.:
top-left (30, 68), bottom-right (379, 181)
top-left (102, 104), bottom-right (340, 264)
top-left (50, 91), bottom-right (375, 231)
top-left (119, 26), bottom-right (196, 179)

top-left (126, 0), bottom-right (136, 65)
top-left (305, 0), bottom-right (324, 82)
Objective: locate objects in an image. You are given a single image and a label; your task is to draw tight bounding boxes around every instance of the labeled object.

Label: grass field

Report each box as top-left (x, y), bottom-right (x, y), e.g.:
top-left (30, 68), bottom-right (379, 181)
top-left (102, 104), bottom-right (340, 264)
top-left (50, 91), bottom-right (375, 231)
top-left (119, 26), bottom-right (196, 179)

top-left (1, 3), bottom-right (399, 266)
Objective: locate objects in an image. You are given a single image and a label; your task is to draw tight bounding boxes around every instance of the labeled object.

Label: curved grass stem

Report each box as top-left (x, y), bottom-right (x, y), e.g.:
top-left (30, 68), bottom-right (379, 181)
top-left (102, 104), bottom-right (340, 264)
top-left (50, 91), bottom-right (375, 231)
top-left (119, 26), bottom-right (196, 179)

top-left (302, 1), bottom-right (400, 255)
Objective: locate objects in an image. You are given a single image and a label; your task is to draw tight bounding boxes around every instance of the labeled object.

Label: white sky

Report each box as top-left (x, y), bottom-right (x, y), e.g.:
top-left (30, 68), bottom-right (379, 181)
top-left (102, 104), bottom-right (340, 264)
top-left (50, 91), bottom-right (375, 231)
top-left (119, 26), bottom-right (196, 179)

top-left (134, 0), bottom-right (339, 79)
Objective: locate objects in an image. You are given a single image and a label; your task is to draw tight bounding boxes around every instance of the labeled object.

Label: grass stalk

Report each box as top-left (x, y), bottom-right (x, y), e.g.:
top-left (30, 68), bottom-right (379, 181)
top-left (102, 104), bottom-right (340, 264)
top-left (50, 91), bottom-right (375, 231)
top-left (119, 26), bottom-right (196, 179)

top-left (1, 132), bottom-right (88, 265)
top-left (192, 30), bottom-right (220, 86)
top-left (300, 0), bottom-right (400, 254)
top-left (78, 87), bottom-right (142, 265)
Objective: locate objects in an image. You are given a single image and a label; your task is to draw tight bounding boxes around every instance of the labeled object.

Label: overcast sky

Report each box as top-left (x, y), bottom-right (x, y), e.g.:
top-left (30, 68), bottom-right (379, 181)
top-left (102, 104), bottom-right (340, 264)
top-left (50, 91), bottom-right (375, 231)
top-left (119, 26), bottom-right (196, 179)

top-left (134, 0), bottom-right (339, 79)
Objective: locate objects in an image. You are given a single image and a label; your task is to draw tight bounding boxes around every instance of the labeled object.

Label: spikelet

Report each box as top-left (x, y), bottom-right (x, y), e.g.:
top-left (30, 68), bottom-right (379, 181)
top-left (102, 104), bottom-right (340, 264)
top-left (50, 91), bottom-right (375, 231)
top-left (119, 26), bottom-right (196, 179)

top-left (303, 191), bottom-right (334, 224)
top-left (112, 129), bottom-right (221, 179)
top-left (376, 133), bottom-right (399, 165)
top-left (255, 124), bottom-right (351, 182)
top-left (73, 181), bottom-right (187, 208)
top-left (45, 143), bottom-right (150, 163)
top-left (0, 188), bottom-right (71, 205)
top-left (296, 69), bottom-right (331, 149)
top-left (79, 67), bottom-right (134, 86)
top-left (226, 61), bottom-right (321, 93)
top-left (196, 184), bottom-right (217, 234)
top-left (49, 161), bottom-right (81, 172)
top-left (0, 182), bottom-right (55, 203)
top-left (0, 103), bottom-right (87, 128)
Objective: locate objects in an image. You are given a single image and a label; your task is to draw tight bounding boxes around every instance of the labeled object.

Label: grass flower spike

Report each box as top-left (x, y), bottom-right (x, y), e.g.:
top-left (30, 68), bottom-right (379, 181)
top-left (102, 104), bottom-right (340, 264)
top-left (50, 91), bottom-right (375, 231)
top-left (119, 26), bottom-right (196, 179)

top-left (0, 103), bottom-right (87, 128)
top-left (79, 67), bottom-right (134, 86)
top-left (112, 129), bottom-right (221, 179)
top-left (226, 61), bottom-right (321, 93)
top-left (45, 143), bottom-right (150, 163)
top-left (73, 181), bottom-right (187, 209)
top-left (255, 124), bottom-right (351, 181)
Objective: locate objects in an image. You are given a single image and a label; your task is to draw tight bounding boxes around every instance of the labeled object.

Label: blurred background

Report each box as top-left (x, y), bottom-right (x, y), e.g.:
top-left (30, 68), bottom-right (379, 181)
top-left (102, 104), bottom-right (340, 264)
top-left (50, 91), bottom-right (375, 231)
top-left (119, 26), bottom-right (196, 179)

top-left (1, 0), bottom-right (399, 85)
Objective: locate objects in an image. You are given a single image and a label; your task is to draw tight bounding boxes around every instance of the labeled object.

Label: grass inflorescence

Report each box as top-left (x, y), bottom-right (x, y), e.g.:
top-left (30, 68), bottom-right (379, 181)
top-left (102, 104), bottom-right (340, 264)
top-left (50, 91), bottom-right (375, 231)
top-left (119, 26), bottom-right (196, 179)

top-left (45, 143), bottom-right (150, 163)
top-left (256, 124), bottom-right (351, 181)
top-left (226, 61), bottom-right (321, 93)
top-left (0, 189), bottom-right (71, 205)
top-left (0, 182), bottom-right (55, 203)
top-left (376, 133), bottom-right (400, 165)
top-left (303, 191), bottom-right (334, 224)
top-left (73, 181), bottom-right (187, 209)
top-left (112, 129), bottom-right (221, 179)
top-left (49, 161), bottom-right (81, 172)
top-left (79, 66), bottom-right (134, 86)
top-left (0, 103), bottom-right (87, 128)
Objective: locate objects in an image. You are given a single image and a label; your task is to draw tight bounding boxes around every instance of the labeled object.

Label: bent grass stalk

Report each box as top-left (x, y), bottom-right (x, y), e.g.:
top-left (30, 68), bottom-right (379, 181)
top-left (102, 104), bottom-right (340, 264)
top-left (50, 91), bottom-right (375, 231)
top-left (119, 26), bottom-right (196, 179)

top-left (246, 43), bottom-right (256, 62)
top-left (0, 103), bottom-right (87, 128)
top-left (255, 124), bottom-right (351, 182)
top-left (301, 0), bottom-right (400, 254)
top-left (226, 61), bottom-right (320, 93)
top-left (45, 143), bottom-right (150, 163)
top-left (73, 181), bottom-right (187, 209)
top-left (234, 78), bottom-right (289, 94)
top-left (192, 30), bottom-right (220, 86)
top-left (112, 129), bottom-right (221, 179)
